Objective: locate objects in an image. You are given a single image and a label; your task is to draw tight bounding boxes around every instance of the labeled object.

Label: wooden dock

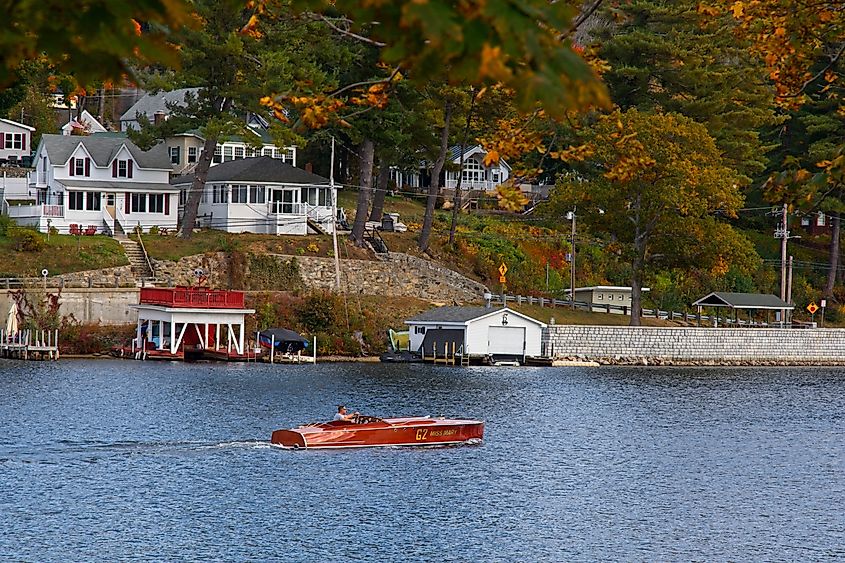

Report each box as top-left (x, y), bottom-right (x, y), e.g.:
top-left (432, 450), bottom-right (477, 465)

top-left (0, 329), bottom-right (60, 360)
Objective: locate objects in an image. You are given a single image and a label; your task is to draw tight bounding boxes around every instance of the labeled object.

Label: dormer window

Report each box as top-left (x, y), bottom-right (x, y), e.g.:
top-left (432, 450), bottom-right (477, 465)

top-left (69, 157), bottom-right (90, 177)
top-left (75, 158), bottom-right (85, 176)
top-left (112, 159), bottom-right (133, 178)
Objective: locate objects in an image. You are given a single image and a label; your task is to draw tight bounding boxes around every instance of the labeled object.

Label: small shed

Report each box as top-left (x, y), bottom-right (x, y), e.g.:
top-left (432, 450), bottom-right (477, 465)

top-left (692, 292), bottom-right (794, 326)
top-left (405, 306), bottom-right (546, 362)
top-left (565, 286), bottom-right (650, 314)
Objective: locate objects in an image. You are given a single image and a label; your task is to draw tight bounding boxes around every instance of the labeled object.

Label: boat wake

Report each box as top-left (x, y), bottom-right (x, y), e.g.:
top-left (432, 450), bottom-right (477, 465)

top-left (0, 439), bottom-right (272, 465)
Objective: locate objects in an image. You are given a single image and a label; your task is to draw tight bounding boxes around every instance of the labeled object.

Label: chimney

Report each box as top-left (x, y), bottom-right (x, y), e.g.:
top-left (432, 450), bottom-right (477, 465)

top-left (153, 111), bottom-right (166, 126)
top-left (305, 162), bottom-right (313, 173)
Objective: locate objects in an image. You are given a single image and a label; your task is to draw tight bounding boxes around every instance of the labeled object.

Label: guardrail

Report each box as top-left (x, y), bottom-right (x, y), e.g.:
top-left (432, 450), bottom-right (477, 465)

top-left (489, 293), bottom-right (792, 328)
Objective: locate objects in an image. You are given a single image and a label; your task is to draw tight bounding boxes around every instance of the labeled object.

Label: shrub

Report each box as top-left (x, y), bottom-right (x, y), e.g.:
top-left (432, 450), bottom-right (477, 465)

top-left (9, 226), bottom-right (45, 252)
top-left (0, 214), bottom-right (13, 236)
top-left (148, 225), bottom-right (159, 235)
top-left (295, 291), bottom-right (342, 333)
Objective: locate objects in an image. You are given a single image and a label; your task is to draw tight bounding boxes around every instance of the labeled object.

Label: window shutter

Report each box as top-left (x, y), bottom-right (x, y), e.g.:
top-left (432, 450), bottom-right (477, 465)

top-left (165, 193), bottom-right (170, 215)
top-left (112, 160), bottom-right (117, 177)
top-left (0, 134), bottom-right (4, 149)
top-left (69, 158), bottom-right (75, 176)
top-left (85, 158), bottom-right (90, 176)
top-left (22, 134), bottom-right (26, 151)
top-left (128, 160), bottom-right (133, 178)
top-left (125, 192), bottom-right (130, 214)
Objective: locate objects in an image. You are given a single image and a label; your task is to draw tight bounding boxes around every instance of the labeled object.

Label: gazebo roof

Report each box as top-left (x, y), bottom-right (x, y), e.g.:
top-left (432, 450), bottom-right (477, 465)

top-left (692, 292), bottom-right (793, 310)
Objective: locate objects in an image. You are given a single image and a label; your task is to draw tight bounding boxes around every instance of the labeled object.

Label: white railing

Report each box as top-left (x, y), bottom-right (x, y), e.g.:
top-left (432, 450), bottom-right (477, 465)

top-left (115, 204), bottom-right (129, 234)
top-left (270, 202), bottom-right (305, 215)
top-left (6, 204), bottom-right (63, 218)
top-left (444, 179), bottom-right (501, 191)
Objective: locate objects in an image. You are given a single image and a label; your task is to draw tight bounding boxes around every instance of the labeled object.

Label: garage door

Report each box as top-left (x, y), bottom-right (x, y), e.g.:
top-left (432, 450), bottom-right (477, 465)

top-left (487, 326), bottom-right (526, 356)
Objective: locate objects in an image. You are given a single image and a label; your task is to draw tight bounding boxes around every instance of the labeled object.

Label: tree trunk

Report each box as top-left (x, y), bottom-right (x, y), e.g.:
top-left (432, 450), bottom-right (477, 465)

top-left (419, 102), bottom-right (453, 251)
top-left (449, 88), bottom-right (478, 245)
top-left (629, 232), bottom-right (646, 327)
top-left (350, 138), bottom-right (375, 246)
top-left (179, 135), bottom-right (218, 239)
top-left (369, 163), bottom-right (390, 222)
top-left (825, 213), bottom-right (840, 299)
top-left (97, 88), bottom-right (106, 123)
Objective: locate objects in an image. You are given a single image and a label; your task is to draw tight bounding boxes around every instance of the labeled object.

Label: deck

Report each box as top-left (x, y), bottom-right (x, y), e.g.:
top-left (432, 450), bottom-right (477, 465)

top-left (139, 287), bottom-right (246, 309)
top-left (0, 329), bottom-right (60, 360)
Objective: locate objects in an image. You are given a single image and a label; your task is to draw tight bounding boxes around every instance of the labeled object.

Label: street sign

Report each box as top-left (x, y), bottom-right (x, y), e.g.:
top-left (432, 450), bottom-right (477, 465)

top-left (498, 275), bottom-right (507, 284)
top-left (821, 299), bottom-right (827, 308)
top-left (806, 302), bottom-right (819, 314)
top-left (498, 263), bottom-right (508, 277)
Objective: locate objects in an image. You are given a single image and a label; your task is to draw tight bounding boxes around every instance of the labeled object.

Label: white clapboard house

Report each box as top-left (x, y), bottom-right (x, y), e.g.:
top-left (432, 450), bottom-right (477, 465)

top-left (9, 134), bottom-right (178, 234)
top-left (171, 156), bottom-right (335, 235)
top-left (0, 118), bottom-right (35, 165)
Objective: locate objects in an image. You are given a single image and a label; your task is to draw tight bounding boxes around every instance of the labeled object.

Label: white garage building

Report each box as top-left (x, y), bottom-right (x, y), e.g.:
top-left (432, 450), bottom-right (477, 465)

top-left (406, 306), bottom-right (546, 363)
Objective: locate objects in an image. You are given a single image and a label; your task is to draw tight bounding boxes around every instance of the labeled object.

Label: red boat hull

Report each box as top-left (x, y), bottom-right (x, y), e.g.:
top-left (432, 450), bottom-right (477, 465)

top-left (271, 417), bottom-right (484, 449)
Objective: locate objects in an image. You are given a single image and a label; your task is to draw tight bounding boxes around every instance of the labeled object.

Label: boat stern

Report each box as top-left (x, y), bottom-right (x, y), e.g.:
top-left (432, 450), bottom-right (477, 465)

top-left (271, 429), bottom-right (307, 449)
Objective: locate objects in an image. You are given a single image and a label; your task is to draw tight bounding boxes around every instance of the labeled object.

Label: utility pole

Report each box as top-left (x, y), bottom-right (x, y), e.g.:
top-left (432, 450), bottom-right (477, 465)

top-left (567, 208), bottom-right (576, 310)
top-left (787, 255), bottom-right (793, 325)
top-left (774, 203), bottom-right (788, 326)
top-left (330, 137), bottom-right (341, 290)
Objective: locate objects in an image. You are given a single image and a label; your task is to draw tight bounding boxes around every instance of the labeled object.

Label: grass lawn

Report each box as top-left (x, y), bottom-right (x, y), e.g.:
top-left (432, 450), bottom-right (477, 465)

top-left (509, 303), bottom-right (680, 326)
top-left (137, 229), bottom-right (373, 262)
top-left (0, 233), bottom-right (127, 277)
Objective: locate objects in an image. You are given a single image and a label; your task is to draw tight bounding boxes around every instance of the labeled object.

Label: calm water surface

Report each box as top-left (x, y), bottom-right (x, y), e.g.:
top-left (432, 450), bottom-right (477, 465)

top-left (0, 359), bottom-right (843, 561)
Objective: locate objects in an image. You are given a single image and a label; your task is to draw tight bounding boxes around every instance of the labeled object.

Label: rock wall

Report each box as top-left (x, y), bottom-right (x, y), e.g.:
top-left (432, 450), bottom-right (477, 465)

top-left (152, 252), bottom-right (487, 303)
top-left (544, 325), bottom-right (845, 364)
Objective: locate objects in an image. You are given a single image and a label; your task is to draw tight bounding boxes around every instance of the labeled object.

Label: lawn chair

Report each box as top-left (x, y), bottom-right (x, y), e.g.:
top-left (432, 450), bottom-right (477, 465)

top-left (69, 224), bottom-right (81, 235)
top-left (84, 225), bottom-right (97, 235)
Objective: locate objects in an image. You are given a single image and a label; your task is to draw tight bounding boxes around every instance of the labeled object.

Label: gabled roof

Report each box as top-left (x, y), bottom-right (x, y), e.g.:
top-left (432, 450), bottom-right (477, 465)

top-left (61, 110), bottom-right (107, 134)
top-left (120, 87), bottom-right (200, 122)
top-left (406, 306), bottom-right (545, 326)
top-left (448, 145), bottom-right (511, 170)
top-left (566, 286), bottom-right (651, 293)
top-left (170, 156), bottom-right (328, 186)
top-left (692, 292), bottom-right (794, 310)
top-left (0, 118), bottom-right (35, 132)
top-left (39, 134), bottom-right (171, 169)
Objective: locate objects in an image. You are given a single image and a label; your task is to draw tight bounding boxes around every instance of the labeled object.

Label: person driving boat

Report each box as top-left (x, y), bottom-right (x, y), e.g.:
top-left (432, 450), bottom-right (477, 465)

top-left (334, 405), bottom-right (359, 421)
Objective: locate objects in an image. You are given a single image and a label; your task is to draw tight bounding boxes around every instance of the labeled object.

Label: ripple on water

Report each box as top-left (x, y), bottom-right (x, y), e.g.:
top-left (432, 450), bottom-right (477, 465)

top-left (0, 360), bottom-right (843, 561)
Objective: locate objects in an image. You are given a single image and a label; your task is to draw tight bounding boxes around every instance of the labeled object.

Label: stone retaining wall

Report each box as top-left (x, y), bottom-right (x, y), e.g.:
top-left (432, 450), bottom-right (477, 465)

top-left (544, 325), bottom-right (845, 364)
top-left (152, 252), bottom-right (487, 303)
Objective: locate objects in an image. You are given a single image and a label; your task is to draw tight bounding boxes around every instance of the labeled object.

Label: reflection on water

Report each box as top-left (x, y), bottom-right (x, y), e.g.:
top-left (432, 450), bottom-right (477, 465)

top-left (0, 359), bottom-right (843, 561)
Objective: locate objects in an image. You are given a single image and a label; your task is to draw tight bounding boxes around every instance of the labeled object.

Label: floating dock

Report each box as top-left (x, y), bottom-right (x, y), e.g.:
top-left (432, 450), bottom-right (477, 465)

top-left (0, 329), bottom-right (60, 360)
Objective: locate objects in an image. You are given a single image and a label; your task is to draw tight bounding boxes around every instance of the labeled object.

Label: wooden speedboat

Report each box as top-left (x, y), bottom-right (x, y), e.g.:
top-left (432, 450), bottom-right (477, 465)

top-left (271, 415), bottom-right (483, 449)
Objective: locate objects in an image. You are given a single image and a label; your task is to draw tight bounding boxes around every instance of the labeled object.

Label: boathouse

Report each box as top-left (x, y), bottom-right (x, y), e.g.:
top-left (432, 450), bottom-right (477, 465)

top-left (131, 287), bottom-right (255, 360)
top-left (405, 306), bottom-right (545, 363)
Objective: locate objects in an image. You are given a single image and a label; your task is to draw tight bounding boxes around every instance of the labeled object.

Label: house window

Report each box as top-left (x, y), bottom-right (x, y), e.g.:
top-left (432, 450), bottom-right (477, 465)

top-left (212, 184), bottom-right (228, 204)
top-left (85, 192), bottom-right (101, 211)
top-left (262, 147), bottom-right (273, 157)
top-left (249, 185), bottom-right (265, 204)
top-left (285, 148), bottom-right (295, 163)
top-left (213, 146), bottom-right (222, 164)
top-left (234, 146), bottom-right (244, 160)
top-left (300, 187), bottom-right (331, 207)
top-left (461, 158), bottom-right (483, 182)
top-left (492, 171), bottom-right (500, 183)
top-left (231, 184), bottom-right (248, 203)
top-left (223, 146), bottom-right (234, 162)
top-left (801, 216), bottom-right (811, 226)
top-left (4, 133), bottom-right (23, 150)
top-left (179, 189), bottom-right (187, 206)
top-left (272, 148), bottom-right (280, 159)
top-left (415, 326), bottom-right (426, 334)
top-left (169, 146), bottom-right (181, 165)
top-left (68, 192), bottom-right (84, 210)
top-left (118, 160), bottom-right (128, 177)
top-left (75, 158), bottom-right (86, 176)
top-left (817, 212), bottom-right (826, 227)
top-left (187, 147), bottom-right (198, 163)
top-left (149, 194), bottom-right (164, 213)
top-left (131, 193), bottom-right (146, 213)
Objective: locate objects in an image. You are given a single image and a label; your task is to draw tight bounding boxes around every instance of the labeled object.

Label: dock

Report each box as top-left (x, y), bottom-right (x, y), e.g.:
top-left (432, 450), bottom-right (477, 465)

top-left (0, 329), bottom-right (60, 360)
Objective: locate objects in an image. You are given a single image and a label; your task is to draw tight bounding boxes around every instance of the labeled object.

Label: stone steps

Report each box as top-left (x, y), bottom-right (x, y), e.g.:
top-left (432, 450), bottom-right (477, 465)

top-left (119, 240), bottom-right (153, 279)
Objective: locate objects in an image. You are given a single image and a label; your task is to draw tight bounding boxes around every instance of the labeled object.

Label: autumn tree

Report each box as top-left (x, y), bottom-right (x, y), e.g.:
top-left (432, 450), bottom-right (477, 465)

top-left (593, 0), bottom-right (779, 182)
top-left (546, 109), bottom-right (753, 325)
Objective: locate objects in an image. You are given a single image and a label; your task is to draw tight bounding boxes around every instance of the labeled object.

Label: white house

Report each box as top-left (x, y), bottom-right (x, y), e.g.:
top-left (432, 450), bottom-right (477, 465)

top-left (171, 156), bottom-right (335, 235)
top-left (0, 118), bottom-right (35, 164)
top-left (61, 110), bottom-right (107, 136)
top-left (9, 134), bottom-right (178, 234)
top-left (443, 145), bottom-right (511, 191)
top-left (405, 306), bottom-right (546, 362)
top-left (565, 286), bottom-right (650, 314)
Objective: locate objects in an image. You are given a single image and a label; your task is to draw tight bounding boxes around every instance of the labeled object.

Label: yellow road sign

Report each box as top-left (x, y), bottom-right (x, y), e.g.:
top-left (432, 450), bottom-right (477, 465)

top-left (498, 262), bottom-right (508, 277)
top-left (807, 302), bottom-right (819, 314)
top-left (499, 275), bottom-right (507, 284)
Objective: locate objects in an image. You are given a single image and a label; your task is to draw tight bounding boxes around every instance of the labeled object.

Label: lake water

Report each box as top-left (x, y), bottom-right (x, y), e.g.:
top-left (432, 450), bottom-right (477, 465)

top-left (0, 359), bottom-right (843, 561)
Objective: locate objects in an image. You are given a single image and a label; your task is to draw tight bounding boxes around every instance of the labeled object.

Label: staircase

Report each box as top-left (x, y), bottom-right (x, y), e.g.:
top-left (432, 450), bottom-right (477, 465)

top-left (306, 217), bottom-right (328, 235)
top-left (119, 239), bottom-right (154, 280)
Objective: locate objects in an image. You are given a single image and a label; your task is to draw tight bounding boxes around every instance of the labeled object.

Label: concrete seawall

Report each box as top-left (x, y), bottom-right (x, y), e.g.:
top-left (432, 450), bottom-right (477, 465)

top-left (544, 325), bottom-right (845, 364)
top-left (0, 288), bottom-right (140, 326)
